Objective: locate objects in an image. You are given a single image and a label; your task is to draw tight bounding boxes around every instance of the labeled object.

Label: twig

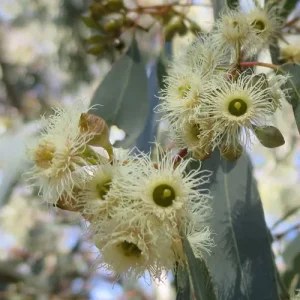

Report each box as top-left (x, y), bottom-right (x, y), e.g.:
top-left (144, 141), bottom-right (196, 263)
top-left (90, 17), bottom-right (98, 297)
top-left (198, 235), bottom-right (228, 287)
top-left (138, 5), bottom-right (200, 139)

top-left (271, 206), bottom-right (300, 230)
top-left (273, 223), bottom-right (300, 240)
top-left (240, 61), bottom-right (282, 72)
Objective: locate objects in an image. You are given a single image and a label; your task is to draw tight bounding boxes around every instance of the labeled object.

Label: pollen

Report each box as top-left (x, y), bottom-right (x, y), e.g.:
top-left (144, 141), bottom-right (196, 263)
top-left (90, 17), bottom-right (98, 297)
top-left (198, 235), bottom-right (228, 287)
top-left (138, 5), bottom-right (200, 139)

top-left (34, 141), bottom-right (55, 169)
top-left (178, 84), bottom-right (191, 98)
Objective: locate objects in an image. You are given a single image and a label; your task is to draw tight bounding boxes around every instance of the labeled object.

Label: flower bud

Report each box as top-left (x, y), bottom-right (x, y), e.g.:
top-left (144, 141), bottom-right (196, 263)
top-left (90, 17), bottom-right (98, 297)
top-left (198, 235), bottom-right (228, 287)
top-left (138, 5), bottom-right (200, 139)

top-left (164, 18), bottom-right (187, 41)
top-left (81, 15), bottom-right (102, 30)
top-left (104, 18), bottom-right (123, 33)
top-left (89, 3), bottom-right (107, 17)
top-left (107, 0), bottom-right (124, 12)
top-left (189, 22), bottom-right (201, 35)
top-left (87, 45), bottom-right (105, 55)
top-left (86, 35), bottom-right (108, 44)
top-left (79, 113), bottom-right (111, 148)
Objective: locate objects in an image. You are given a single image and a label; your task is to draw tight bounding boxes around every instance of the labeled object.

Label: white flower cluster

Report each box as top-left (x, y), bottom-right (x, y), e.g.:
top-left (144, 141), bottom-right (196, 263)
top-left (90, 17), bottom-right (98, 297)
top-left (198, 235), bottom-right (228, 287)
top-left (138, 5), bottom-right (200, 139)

top-left (26, 103), bottom-right (214, 281)
top-left (158, 3), bottom-right (288, 160)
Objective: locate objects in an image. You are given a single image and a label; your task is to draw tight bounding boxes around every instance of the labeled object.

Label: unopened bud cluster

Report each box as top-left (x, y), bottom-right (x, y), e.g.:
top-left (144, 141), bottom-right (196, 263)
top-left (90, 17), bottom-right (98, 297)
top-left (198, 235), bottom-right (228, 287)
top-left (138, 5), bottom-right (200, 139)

top-left (26, 103), bottom-right (214, 281)
top-left (158, 2), bottom-right (289, 160)
top-left (83, 0), bottom-right (202, 56)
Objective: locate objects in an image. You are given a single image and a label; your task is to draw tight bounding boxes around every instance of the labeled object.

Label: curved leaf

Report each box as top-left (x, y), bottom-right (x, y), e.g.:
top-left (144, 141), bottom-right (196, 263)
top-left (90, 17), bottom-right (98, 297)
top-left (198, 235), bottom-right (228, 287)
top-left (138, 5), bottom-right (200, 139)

top-left (0, 123), bottom-right (38, 205)
top-left (281, 0), bottom-right (298, 19)
top-left (281, 63), bottom-right (300, 134)
top-left (90, 39), bottom-right (148, 147)
top-left (135, 61), bottom-right (160, 152)
top-left (175, 264), bottom-right (191, 300)
top-left (211, 0), bottom-right (226, 21)
top-left (192, 152), bottom-right (281, 300)
top-left (254, 125), bottom-right (285, 148)
top-left (182, 235), bottom-right (217, 300)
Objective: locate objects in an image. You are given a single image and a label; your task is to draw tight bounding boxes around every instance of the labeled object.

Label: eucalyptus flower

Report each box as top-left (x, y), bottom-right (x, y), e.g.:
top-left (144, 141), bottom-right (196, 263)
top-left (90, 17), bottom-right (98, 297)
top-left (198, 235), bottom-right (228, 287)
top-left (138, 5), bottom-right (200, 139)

top-left (92, 217), bottom-right (174, 281)
top-left (246, 3), bottom-right (284, 50)
top-left (213, 9), bottom-right (259, 57)
top-left (26, 102), bottom-right (104, 205)
top-left (112, 145), bottom-right (212, 226)
top-left (197, 73), bottom-right (277, 153)
top-left (157, 65), bottom-right (213, 125)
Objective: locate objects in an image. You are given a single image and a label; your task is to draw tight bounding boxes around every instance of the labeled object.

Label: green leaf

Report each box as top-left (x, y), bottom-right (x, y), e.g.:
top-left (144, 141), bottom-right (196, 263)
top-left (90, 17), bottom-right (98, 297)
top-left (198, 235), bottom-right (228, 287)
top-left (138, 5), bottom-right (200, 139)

top-left (157, 53), bottom-right (168, 92)
top-left (211, 0), bottom-right (226, 21)
top-left (281, 63), bottom-right (300, 134)
top-left (86, 35), bottom-right (108, 44)
top-left (81, 16), bottom-right (102, 30)
top-left (254, 125), bottom-right (285, 148)
top-left (90, 39), bottom-right (148, 147)
top-left (0, 123), bottom-right (38, 206)
top-left (182, 235), bottom-right (217, 300)
top-left (269, 43), bottom-right (280, 65)
top-left (281, 0), bottom-right (298, 19)
top-left (135, 61), bottom-right (160, 152)
top-left (195, 152), bottom-right (280, 300)
top-left (282, 235), bottom-right (300, 291)
top-left (175, 264), bottom-right (191, 300)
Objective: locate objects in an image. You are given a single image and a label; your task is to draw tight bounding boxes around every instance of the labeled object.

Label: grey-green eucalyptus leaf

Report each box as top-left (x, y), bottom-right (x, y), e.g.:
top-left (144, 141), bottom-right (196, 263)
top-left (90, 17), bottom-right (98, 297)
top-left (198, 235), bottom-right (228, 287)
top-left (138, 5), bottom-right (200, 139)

top-left (175, 264), bottom-right (191, 300)
top-left (281, 0), bottom-right (298, 19)
top-left (281, 63), bottom-right (300, 134)
top-left (254, 125), bottom-right (285, 148)
top-left (0, 122), bottom-right (38, 206)
top-left (90, 38), bottom-right (148, 147)
top-left (194, 152), bottom-right (281, 300)
top-left (182, 235), bottom-right (217, 300)
top-left (211, 0), bottom-right (226, 21)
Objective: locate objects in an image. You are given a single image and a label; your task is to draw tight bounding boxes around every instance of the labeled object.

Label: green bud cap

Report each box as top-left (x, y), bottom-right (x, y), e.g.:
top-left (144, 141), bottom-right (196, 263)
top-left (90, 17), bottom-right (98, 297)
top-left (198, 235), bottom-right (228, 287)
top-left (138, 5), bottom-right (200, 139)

top-left (87, 45), bottom-right (105, 55)
top-left (164, 18), bottom-right (186, 41)
top-left (104, 18), bottom-right (123, 33)
top-left (89, 3), bottom-right (107, 16)
top-left (254, 125), bottom-right (285, 148)
top-left (178, 22), bottom-right (188, 36)
top-left (81, 15), bottom-right (102, 30)
top-left (189, 22), bottom-right (201, 35)
top-left (86, 35), bottom-right (108, 44)
top-left (107, 0), bottom-right (124, 12)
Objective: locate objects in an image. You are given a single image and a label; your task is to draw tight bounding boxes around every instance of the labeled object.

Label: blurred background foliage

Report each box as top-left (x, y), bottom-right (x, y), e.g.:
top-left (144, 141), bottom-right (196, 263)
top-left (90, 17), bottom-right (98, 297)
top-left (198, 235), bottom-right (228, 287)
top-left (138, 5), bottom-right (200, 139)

top-left (0, 0), bottom-right (300, 299)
